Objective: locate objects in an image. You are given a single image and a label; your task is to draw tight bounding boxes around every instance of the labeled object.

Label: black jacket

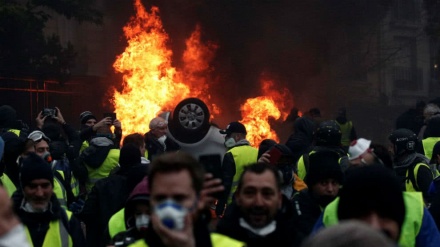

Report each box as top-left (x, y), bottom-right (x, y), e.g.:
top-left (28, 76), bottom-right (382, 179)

top-left (216, 195), bottom-right (300, 247)
top-left (291, 189), bottom-right (323, 244)
top-left (12, 191), bottom-right (85, 247)
top-left (144, 132), bottom-right (180, 162)
top-left (78, 163), bottom-right (148, 247)
top-left (285, 117), bottom-right (316, 163)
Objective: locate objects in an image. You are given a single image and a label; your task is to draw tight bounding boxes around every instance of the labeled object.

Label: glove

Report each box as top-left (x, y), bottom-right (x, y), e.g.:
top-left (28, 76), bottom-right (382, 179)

top-left (68, 199), bottom-right (85, 214)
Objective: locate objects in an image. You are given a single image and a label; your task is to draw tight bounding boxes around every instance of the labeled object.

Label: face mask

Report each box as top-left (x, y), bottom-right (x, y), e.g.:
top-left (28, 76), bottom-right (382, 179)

top-left (158, 135), bottom-right (167, 145)
top-left (224, 137), bottom-right (236, 148)
top-left (154, 199), bottom-right (187, 230)
top-left (135, 214), bottom-right (150, 231)
top-left (0, 224), bottom-right (31, 247)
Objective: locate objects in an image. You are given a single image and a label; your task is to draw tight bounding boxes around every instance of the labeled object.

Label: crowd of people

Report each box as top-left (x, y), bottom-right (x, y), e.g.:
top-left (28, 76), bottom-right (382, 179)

top-left (0, 100), bottom-right (440, 247)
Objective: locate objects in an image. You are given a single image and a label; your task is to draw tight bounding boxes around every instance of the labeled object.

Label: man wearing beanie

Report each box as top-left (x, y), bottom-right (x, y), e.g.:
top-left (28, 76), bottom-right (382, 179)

top-left (313, 165), bottom-right (440, 247)
top-left (291, 151), bottom-right (343, 244)
top-left (79, 110), bottom-right (122, 153)
top-left (12, 153), bottom-right (85, 247)
top-left (78, 142), bottom-right (148, 247)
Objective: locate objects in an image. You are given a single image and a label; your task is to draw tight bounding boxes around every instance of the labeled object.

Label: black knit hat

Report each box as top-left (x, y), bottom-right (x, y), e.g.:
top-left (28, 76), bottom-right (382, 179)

top-left (80, 111), bottom-right (97, 125)
top-left (0, 105), bottom-right (17, 128)
top-left (305, 150), bottom-right (343, 186)
top-left (20, 152), bottom-right (54, 188)
top-left (338, 165), bottom-right (405, 232)
top-left (119, 143), bottom-right (141, 168)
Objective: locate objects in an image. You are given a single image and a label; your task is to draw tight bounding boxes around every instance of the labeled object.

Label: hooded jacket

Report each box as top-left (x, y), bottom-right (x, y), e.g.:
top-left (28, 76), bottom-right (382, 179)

top-left (285, 117), bottom-right (316, 163)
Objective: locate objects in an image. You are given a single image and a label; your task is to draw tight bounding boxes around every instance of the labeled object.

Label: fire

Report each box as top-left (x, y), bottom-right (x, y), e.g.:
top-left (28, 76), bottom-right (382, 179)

top-left (181, 25), bottom-right (219, 116)
top-left (240, 78), bottom-right (294, 147)
top-left (112, 0), bottom-right (218, 135)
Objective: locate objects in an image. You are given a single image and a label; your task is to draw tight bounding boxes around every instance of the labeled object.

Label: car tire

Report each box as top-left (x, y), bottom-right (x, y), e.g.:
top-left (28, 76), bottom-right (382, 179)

top-left (168, 98), bottom-right (211, 143)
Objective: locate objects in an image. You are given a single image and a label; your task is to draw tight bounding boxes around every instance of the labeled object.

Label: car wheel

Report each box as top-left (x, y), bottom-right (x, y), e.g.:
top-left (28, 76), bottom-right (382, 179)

top-left (169, 98), bottom-right (211, 143)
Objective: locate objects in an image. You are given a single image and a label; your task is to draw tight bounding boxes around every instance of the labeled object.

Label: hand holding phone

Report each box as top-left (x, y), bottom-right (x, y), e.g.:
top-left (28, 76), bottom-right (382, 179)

top-left (268, 147), bottom-right (282, 165)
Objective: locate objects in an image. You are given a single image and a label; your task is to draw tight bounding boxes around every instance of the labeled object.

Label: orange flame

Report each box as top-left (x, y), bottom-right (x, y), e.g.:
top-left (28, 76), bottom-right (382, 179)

top-left (112, 0), bottom-right (218, 134)
top-left (240, 78), bottom-right (294, 147)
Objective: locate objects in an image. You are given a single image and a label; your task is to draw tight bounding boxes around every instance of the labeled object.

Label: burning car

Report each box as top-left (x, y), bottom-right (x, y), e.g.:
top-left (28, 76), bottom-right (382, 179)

top-left (161, 98), bottom-right (226, 175)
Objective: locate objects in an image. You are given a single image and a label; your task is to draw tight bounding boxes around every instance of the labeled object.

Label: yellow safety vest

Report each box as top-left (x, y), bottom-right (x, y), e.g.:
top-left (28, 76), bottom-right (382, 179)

top-left (86, 149), bottom-right (120, 192)
top-left (0, 173), bottom-right (16, 196)
top-left (53, 174), bottom-right (68, 209)
top-left (227, 145), bottom-right (258, 203)
top-left (24, 210), bottom-right (73, 247)
top-left (323, 192), bottom-right (424, 247)
top-left (127, 233), bottom-right (244, 247)
top-left (336, 121), bottom-right (353, 147)
top-left (80, 140), bottom-right (89, 155)
top-left (404, 163), bottom-right (433, 192)
top-left (7, 129), bottom-right (20, 136)
top-left (108, 208), bottom-right (126, 239)
top-left (422, 137), bottom-right (440, 160)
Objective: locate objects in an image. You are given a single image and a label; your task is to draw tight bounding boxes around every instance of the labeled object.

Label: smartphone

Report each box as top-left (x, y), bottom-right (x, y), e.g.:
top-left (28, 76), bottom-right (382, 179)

top-left (199, 154), bottom-right (223, 199)
top-left (268, 146), bottom-right (282, 165)
top-left (103, 112), bottom-right (117, 121)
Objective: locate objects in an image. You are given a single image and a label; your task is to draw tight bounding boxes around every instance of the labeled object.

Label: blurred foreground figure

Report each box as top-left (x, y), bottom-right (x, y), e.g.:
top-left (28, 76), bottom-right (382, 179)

top-left (127, 152), bottom-right (244, 247)
top-left (314, 165), bottom-right (440, 247)
top-left (301, 220), bottom-right (394, 247)
top-left (0, 186), bottom-right (30, 246)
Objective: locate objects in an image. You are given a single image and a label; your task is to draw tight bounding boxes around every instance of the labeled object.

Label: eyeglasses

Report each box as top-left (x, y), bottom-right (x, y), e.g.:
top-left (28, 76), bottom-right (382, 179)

top-left (28, 131), bottom-right (51, 143)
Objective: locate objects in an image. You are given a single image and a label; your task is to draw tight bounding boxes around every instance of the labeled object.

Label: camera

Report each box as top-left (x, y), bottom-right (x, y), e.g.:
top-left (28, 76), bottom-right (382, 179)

top-left (42, 108), bottom-right (57, 118)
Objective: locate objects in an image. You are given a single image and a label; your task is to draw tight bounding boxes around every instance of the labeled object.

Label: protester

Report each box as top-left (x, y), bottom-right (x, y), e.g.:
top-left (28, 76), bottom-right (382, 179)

top-left (389, 128), bottom-right (433, 201)
top-left (0, 136), bottom-right (17, 196)
top-left (79, 111), bottom-right (122, 152)
top-left (296, 120), bottom-right (348, 180)
top-left (216, 163), bottom-right (299, 247)
top-left (257, 142), bottom-right (300, 199)
top-left (285, 117), bottom-right (316, 163)
top-left (335, 107), bottom-right (357, 152)
top-left (313, 165), bottom-right (440, 247)
top-left (108, 178), bottom-right (150, 246)
top-left (301, 220), bottom-right (394, 247)
top-left (127, 152), bottom-right (244, 247)
top-left (79, 143), bottom-right (146, 247)
top-left (291, 151), bottom-right (343, 244)
top-left (144, 117), bottom-right (180, 162)
top-left (216, 121), bottom-right (258, 217)
top-left (0, 186), bottom-right (30, 246)
top-left (12, 153), bottom-right (85, 247)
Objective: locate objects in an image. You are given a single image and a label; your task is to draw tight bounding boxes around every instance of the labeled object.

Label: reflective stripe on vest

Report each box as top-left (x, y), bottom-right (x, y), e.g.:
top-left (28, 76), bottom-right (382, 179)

top-left (422, 137), bottom-right (440, 160)
top-left (0, 173), bottom-right (16, 196)
top-left (54, 175), bottom-right (68, 209)
top-left (323, 192), bottom-right (424, 247)
top-left (337, 121), bottom-right (353, 147)
top-left (127, 233), bottom-right (244, 247)
top-left (24, 210), bottom-right (73, 247)
top-left (109, 208), bottom-right (126, 238)
top-left (227, 145), bottom-right (258, 203)
top-left (86, 149), bottom-right (120, 192)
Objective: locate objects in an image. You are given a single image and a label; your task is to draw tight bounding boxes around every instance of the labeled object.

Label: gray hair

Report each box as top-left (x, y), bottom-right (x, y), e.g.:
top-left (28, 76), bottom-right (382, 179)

top-left (149, 117), bottom-right (168, 130)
